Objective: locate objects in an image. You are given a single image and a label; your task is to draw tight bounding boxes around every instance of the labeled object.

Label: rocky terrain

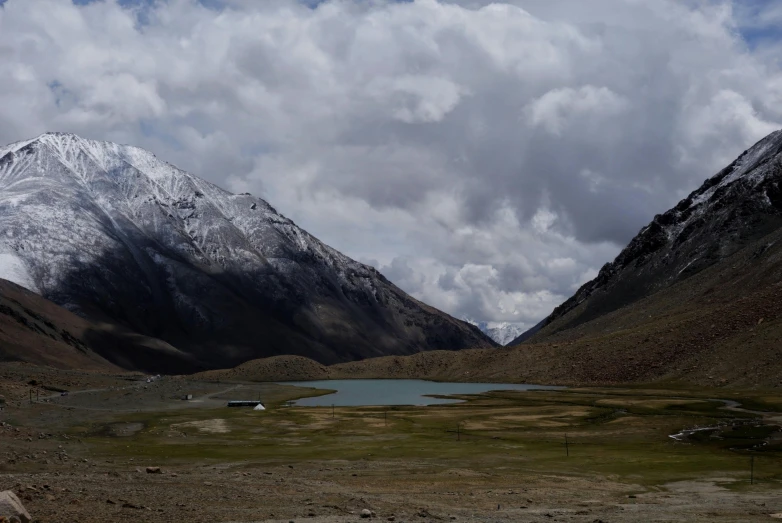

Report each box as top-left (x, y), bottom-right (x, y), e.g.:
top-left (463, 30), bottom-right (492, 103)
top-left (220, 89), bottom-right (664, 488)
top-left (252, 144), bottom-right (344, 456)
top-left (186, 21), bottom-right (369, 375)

top-left (0, 133), bottom-right (493, 372)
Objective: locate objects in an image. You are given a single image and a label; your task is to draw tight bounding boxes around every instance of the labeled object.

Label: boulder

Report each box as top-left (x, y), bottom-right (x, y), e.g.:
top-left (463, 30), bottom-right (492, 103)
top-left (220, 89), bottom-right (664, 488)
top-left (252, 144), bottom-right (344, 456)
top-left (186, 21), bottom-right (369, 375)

top-left (0, 491), bottom-right (31, 523)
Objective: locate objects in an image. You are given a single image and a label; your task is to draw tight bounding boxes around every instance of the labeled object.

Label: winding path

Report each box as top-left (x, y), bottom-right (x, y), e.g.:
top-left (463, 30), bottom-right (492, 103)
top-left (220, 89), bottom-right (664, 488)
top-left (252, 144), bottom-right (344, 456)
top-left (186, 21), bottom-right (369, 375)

top-left (32, 381), bottom-right (245, 413)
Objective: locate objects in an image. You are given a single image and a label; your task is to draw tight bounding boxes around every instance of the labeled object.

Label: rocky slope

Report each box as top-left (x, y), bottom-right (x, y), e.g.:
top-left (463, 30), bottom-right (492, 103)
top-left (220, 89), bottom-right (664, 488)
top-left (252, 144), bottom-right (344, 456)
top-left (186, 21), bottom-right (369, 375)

top-left (511, 129), bottom-right (782, 345)
top-left (0, 277), bottom-right (115, 371)
top-left (0, 133), bottom-right (493, 371)
top-left (0, 277), bottom-right (193, 372)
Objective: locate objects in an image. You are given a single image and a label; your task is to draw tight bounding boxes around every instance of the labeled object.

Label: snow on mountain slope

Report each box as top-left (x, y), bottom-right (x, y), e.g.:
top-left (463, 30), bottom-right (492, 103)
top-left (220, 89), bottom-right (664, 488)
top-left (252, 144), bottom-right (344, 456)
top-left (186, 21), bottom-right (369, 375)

top-left (524, 129), bottom-right (782, 339)
top-left (0, 133), bottom-right (495, 370)
top-left (464, 319), bottom-right (525, 346)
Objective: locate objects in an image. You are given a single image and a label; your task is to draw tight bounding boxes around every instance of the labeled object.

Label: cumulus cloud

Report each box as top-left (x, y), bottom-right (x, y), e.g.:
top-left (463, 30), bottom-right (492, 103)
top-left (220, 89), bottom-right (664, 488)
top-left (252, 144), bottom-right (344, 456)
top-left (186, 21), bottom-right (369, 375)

top-left (527, 86), bottom-right (628, 136)
top-left (0, 0), bottom-right (781, 332)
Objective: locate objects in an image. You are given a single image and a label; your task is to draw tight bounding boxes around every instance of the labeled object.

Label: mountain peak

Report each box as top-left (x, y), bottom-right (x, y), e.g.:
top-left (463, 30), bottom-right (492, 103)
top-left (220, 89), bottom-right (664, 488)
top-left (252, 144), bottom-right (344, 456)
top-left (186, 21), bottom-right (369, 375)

top-left (0, 133), bottom-right (495, 371)
top-left (33, 131), bottom-right (95, 150)
top-left (463, 318), bottom-right (526, 346)
top-left (39, 131), bottom-right (78, 138)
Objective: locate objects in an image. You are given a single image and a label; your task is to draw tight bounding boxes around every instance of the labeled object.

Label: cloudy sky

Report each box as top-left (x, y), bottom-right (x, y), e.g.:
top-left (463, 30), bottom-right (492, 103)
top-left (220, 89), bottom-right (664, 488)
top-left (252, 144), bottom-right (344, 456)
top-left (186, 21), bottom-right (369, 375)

top-left (1, 0), bottom-right (781, 332)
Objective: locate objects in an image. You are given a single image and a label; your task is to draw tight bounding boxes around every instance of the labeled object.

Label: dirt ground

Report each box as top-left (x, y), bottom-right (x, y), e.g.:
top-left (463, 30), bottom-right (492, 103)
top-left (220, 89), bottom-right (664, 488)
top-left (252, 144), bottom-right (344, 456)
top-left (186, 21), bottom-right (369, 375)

top-left (1, 362), bottom-right (781, 522)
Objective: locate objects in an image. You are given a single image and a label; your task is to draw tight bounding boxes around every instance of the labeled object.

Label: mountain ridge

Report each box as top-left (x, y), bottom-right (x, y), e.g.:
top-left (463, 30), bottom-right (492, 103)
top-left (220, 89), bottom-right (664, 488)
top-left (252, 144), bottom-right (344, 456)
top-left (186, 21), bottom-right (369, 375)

top-left (510, 129), bottom-right (782, 345)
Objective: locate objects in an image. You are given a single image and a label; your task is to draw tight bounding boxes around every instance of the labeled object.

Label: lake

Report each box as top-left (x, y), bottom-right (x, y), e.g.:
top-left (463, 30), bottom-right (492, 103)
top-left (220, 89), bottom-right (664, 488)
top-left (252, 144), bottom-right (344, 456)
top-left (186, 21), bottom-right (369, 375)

top-left (281, 379), bottom-right (563, 406)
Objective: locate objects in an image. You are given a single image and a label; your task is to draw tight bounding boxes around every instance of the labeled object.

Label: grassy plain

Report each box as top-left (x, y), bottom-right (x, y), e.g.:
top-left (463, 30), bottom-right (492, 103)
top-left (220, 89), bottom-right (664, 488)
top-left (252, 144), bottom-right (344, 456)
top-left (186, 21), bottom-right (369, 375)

top-left (82, 386), bottom-right (782, 487)
top-left (2, 368), bottom-right (782, 522)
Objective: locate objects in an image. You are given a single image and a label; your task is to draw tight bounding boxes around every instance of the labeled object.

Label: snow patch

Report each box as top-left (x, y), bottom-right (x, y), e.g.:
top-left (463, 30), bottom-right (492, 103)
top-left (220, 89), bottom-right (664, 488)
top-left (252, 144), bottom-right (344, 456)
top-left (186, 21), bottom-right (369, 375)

top-left (0, 252), bottom-right (38, 292)
top-left (465, 318), bottom-right (526, 345)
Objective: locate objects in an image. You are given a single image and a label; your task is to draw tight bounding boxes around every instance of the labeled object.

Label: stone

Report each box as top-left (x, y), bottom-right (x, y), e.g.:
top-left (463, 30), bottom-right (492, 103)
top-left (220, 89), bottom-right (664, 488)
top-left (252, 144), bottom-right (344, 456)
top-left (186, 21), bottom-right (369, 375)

top-left (360, 509), bottom-right (373, 518)
top-left (146, 467), bottom-right (162, 474)
top-left (0, 491), bottom-right (30, 523)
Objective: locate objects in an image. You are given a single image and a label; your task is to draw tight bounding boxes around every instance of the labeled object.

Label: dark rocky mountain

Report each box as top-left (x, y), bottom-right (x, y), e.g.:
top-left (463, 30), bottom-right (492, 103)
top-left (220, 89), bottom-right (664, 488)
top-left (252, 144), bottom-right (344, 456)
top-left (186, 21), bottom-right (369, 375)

top-left (511, 129), bottom-right (782, 345)
top-left (0, 133), bottom-right (494, 372)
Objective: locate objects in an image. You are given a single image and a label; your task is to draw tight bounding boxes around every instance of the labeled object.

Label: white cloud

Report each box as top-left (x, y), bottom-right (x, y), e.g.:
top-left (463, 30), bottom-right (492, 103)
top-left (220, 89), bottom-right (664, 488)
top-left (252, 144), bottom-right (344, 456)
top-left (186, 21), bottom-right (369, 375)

top-left (527, 85), bottom-right (627, 136)
top-left (0, 0), bottom-right (780, 331)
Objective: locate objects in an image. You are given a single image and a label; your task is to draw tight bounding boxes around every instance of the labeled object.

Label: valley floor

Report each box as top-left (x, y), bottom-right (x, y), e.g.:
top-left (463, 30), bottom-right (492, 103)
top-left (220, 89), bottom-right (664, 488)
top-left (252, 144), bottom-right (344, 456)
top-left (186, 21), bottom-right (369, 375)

top-left (1, 363), bottom-right (781, 522)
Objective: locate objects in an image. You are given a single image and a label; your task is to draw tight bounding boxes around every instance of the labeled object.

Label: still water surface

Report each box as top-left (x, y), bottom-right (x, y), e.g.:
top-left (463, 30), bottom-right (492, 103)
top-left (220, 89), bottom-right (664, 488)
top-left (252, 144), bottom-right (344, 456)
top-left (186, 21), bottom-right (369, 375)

top-left (282, 379), bottom-right (563, 406)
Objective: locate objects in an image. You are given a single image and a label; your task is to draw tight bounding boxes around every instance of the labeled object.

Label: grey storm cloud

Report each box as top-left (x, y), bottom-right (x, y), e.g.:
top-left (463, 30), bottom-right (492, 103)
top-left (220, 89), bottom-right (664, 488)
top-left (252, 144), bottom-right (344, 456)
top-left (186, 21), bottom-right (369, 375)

top-left (0, 0), bottom-right (781, 331)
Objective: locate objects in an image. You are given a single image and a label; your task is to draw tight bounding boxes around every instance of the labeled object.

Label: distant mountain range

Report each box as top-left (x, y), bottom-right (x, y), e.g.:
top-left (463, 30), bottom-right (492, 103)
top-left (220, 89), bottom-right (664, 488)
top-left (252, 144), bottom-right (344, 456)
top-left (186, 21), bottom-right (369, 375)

top-left (225, 129), bottom-right (782, 388)
top-left (0, 133), bottom-right (494, 372)
top-left (464, 319), bottom-right (525, 346)
top-left (6, 128), bottom-right (782, 387)
top-left (207, 127), bottom-right (782, 388)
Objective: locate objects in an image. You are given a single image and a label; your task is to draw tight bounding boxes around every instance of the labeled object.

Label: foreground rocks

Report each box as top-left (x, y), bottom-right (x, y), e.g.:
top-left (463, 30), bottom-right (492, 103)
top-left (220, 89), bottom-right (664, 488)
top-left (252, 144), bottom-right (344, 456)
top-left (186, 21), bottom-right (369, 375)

top-left (0, 491), bottom-right (31, 523)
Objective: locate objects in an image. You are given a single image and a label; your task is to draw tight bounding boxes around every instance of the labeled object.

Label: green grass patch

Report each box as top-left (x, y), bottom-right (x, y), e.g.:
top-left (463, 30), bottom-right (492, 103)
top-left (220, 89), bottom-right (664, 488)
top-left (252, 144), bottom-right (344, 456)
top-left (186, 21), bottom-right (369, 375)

top-left (71, 386), bottom-right (782, 488)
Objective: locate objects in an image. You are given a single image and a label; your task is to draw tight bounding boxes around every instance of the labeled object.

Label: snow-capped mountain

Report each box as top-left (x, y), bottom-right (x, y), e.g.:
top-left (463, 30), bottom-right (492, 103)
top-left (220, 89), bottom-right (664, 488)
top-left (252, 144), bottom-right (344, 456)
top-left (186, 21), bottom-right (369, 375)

top-left (0, 132), bottom-right (494, 370)
top-left (514, 129), bottom-right (782, 342)
top-left (464, 319), bottom-right (525, 346)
